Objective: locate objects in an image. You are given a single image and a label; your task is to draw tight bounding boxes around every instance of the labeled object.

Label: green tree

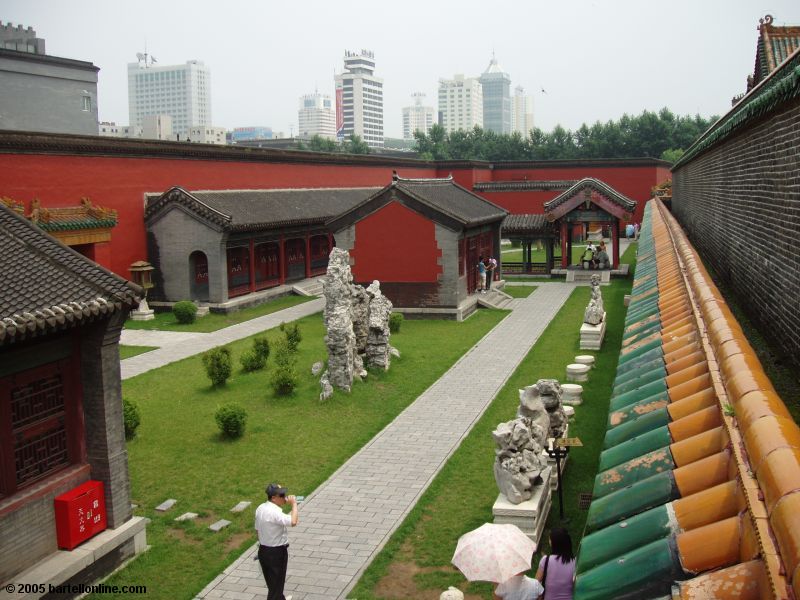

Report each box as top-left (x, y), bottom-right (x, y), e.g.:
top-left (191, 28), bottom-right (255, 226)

top-left (660, 148), bottom-right (685, 163)
top-left (307, 135), bottom-right (339, 153)
top-left (343, 134), bottom-right (370, 154)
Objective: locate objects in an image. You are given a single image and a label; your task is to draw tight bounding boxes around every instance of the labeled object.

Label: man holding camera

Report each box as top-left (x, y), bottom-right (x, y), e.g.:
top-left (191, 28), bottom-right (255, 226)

top-left (255, 483), bottom-right (299, 600)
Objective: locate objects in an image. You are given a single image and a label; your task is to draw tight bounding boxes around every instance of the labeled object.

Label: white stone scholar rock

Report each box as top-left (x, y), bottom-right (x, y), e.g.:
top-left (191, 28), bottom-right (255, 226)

top-left (584, 274), bottom-right (605, 325)
top-left (492, 417), bottom-right (549, 504)
top-left (365, 280), bottom-right (393, 370)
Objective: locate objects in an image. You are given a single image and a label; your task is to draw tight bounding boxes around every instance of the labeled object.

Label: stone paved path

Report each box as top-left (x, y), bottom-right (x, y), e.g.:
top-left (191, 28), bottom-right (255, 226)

top-left (120, 299), bottom-right (324, 380)
top-left (196, 282), bottom-right (577, 600)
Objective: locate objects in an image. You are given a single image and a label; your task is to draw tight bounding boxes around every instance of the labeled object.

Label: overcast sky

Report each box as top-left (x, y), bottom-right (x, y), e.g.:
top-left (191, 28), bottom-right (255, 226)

top-left (5, 0), bottom-right (800, 139)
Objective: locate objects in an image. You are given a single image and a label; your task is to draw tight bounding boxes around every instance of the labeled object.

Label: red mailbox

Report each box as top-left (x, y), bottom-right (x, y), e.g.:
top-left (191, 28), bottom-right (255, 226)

top-left (54, 480), bottom-right (107, 550)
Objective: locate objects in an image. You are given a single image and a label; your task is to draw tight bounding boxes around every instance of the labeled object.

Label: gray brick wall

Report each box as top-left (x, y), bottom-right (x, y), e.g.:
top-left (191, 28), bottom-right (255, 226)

top-left (672, 97), bottom-right (800, 366)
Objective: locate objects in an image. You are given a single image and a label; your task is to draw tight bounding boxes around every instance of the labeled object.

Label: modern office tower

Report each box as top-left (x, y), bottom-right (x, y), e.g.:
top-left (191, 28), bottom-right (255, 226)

top-left (479, 55), bottom-right (511, 134)
top-left (511, 85), bottom-right (534, 136)
top-left (334, 50), bottom-right (384, 147)
top-left (402, 93), bottom-right (434, 139)
top-left (437, 74), bottom-right (483, 134)
top-left (0, 21), bottom-right (98, 135)
top-left (298, 92), bottom-right (336, 139)
top-left (127, 56), bottom-right (211, 138)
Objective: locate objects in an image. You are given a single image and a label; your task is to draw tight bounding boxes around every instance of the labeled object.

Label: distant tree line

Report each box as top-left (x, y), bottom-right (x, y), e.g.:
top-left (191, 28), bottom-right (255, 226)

top-left (413, 108), bottom-right (718, 163)
top-left (298, 134), bottom-right (371, 154)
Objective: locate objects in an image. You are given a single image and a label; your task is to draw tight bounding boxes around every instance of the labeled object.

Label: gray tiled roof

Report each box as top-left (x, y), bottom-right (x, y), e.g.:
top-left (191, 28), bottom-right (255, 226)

top-left (544, 178), bottom-right (637, 213)
top-left (502, 214), bottom-right (554, 235)
top-left (146, 187), bottom-right (382, 231)
top-left (0, 203), bottom-right (140, 345)
top-left (394, 177), bottom-right (507, 226)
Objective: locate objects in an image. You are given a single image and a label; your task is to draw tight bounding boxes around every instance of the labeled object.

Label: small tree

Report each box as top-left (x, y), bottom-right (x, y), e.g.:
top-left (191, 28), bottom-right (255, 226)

top-left (280, 322), bottom-right (302, 353)
top-left (270, 339), bottom-right (298, 396)
top-left (253, 336), bottom-right (271, 361)
top-left (389, 312), bottom-right (404, 334)
top-left (173, 300), bottom-right (198, 324)
top-left (215, 403), bottom-right (247, 438)
top-left (240, 336), bottom-right (270, 372)
top-left (203, 347), bottom-right (232, 386)
top-left (123, 398), bottom-right (141, 440)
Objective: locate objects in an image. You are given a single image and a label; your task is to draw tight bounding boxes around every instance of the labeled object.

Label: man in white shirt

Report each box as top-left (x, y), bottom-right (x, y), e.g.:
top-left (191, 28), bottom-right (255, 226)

top-left (255, 483), bottom-right (299, 600)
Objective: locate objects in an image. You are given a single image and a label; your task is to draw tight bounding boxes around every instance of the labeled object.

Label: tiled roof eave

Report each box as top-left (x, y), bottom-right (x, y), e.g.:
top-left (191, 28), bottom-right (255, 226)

top-left (0, 296), bottom-right (136, 346)
top-left (543, 178), bottom-right (637, 213)
top-left (36, 219), bottom-right (118, 231)
top-left (229, 217), bottom-right (330, 232)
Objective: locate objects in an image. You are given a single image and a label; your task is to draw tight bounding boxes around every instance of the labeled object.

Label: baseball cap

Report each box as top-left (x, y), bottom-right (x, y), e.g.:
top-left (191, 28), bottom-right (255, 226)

top-left (266, 483), bottom-right (288, 498)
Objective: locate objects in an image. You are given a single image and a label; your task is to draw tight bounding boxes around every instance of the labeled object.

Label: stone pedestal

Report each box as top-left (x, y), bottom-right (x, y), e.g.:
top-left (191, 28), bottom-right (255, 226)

top-left (563, 406), bottom-right (575, 420)
top-left (566, 363), bottom-right (590, 382)
top-left (580, 314), bottom-right (606, 350)
top-left (130, 298), bottom-right (155, 321)
top-left (492, 467), bottom-right (552, 546)
top-left (575, 355), bottom-right (595, 368)
top-left (196, 305), bottom-right (210, 317)
top-left (561, 383), bottom-right (583, 405)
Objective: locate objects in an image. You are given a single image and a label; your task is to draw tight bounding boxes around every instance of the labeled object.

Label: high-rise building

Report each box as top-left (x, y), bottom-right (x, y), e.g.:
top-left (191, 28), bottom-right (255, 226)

top-left (511, 85), bottom-right (534, 136)
top-left (479, 55), bottom-right (511, 134)
top-left (298, 92), bottom-right (336, 139)
top-left (437, 74), bottom-right (483, 134)
top-left (127, 56), bottom-right (211, 138)
top-left (402, 93), bottom-right (434, 139)
top-left (334, 50), bottom-right (384, 148)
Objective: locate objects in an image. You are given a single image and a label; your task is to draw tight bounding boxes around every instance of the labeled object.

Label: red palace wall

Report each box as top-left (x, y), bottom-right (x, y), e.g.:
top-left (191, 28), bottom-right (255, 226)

top-left (0, 153), bottom-right (435, 277)
top-left (350, 201), bottom-right (442, 283)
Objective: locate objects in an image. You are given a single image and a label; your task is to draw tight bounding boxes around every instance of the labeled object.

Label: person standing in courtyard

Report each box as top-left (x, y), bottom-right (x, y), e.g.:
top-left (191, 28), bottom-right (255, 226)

top-left (477, 256), bottom-right (487, 293)
top-left (486, 256), bottom-right (497, 291)
top-left (535, 527), bottom-right (575, 599)
top-left (255, 483), bottom-right (299, 600)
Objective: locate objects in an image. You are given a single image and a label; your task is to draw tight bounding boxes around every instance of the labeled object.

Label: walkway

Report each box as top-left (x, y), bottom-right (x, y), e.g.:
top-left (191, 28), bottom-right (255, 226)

top-left (120, 299), bottom-right (324, 380)
top-left (196, 282), bottom-right (577, 600)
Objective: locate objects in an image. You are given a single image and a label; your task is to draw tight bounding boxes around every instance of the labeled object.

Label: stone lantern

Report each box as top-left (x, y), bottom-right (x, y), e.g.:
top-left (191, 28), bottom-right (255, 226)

top-left (129, 261), bottom-right (155, 320)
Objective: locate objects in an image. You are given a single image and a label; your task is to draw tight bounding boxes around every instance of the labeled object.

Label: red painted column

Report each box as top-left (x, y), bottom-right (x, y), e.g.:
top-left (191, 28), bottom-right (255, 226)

top-left (305, 234), bottom-right (312, 278)
top-left (613, 222), bottom-right (620, 269)
top-left (560, 221), bottom-right (569, 268)
top-left (278, 235), bottom-right (286, 284)
top-left (248, 239), bottom-right (256, 293)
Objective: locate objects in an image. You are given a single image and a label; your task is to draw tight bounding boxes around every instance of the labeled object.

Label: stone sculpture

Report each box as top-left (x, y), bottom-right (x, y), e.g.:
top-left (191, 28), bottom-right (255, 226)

top-left (320, 248), bottom-right (394, 400)
top-left (492, 416), bottom-right (549, 504)
top-left (520, 379), bottom-right (568, 440)
top-left (583, 274), bottom-right (605, 325)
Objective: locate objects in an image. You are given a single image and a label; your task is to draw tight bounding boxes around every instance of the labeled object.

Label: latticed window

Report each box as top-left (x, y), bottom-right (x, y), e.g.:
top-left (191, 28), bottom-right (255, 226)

top-left (0, 359), bottom-right (79, 497)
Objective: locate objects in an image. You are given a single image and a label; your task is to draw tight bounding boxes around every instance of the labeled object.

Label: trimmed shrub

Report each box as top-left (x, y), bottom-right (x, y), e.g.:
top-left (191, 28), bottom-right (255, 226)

top-left (173, 300), bottom-right (198, 324)
top-left (279, 322), bottom-right (302, 353)
top-left (123, 398), bottom-right (141, 440)
top-left (240, 349), bottom-right (266, 372)
top-left (389, 312), bottom-right (404, 333)
top-left (214, 403), bottom-right (247, 439)
top-left (270, 340), bottom-right (298, 396)
top-left (253, 336), bottom-right (271, 361)
top-left (203, 346), bottom-right (232, 386)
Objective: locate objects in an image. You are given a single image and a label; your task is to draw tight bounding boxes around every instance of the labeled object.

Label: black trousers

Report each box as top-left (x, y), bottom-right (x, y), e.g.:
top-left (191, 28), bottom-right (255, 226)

top-left (258, 544), bottom-right (289, 600)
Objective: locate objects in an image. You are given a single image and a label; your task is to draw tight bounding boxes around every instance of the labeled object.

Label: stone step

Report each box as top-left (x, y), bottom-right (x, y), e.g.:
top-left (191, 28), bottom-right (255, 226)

top-left (292, 278), bottom-right (324, 297)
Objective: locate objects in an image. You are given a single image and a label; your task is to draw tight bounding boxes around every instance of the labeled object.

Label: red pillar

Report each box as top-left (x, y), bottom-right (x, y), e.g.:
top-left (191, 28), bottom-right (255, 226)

top-left (305, 234), bottom-right (312, 278)
top-left (560, 221), bottom-right (569, 268)
top-left (278, 235), bottom-right (286, 284)
top-left (613, 221), bottom-right (620, 269)
top-left (248, 239), bottom-right (256, 293)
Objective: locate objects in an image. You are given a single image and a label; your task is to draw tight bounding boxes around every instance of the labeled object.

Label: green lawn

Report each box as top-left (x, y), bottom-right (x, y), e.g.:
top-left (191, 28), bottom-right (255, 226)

top-left (119, 345), bottom-right (157, 360)
top-left (502, 246), bottom-right (588, 264)
top-left (123, 295), bottom-right (314, 333)
top-left (92, 309), bottom-right (508, 600)
top-left (503, 285), bottom-right (537, 298)
top-left (350, 245), bottom-right (637, 599)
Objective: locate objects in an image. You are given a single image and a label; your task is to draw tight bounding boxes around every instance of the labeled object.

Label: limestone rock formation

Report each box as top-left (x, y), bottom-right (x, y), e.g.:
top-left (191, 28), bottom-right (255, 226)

top-left (584, 274), bottom-right (605, 325)
top-left (522, 379), bottom-right (567, 439)
top-left (365, 280), bottom-right (393, 370)
top-left (321, 249), bottom-right (394, 394)
top-left (492, 417), bottom-right (549, 504)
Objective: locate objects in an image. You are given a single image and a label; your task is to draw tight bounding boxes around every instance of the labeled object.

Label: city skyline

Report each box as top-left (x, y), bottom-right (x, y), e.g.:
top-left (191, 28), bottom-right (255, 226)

top-left (3, 0), bottom-right (800, 140)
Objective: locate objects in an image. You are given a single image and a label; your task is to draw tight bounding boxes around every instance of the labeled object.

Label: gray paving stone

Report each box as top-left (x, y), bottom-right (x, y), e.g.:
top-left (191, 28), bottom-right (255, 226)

top-left (155, 498), bottom-right (176, 512)
top-left (231, 501), bottom-right (252, 513)
top-left (209, 519), bottom-right (232, 532)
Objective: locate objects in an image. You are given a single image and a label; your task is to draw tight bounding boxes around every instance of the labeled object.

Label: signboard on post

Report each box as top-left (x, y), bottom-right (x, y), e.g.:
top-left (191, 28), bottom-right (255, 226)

top-left (556, 437), bottom-right (583, 448)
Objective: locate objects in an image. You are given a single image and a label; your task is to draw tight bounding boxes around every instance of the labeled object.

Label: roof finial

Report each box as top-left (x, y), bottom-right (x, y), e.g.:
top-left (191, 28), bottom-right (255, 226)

top-left (392, 170), bottom-right (399, 183)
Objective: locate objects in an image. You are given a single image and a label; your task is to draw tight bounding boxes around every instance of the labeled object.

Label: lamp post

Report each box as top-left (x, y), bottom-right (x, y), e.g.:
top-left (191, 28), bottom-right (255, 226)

top-left (129, 261), bottom-right (155, 321)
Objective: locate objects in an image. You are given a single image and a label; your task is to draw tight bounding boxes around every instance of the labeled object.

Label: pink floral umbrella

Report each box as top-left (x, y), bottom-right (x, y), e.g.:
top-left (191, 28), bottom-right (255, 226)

top-left (452, 523), bottom-right (537, 583)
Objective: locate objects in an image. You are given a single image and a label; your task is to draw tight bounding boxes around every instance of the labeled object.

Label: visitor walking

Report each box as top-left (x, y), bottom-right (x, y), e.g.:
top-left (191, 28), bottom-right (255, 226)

top-left (535, 528), bottom-right (575, 600)
top-left (477, 256), bottom-right (487, 293)
top-left (255, 483), bottom-right (299, 600)
top-left (494, 571), bottom-right (544, 600)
